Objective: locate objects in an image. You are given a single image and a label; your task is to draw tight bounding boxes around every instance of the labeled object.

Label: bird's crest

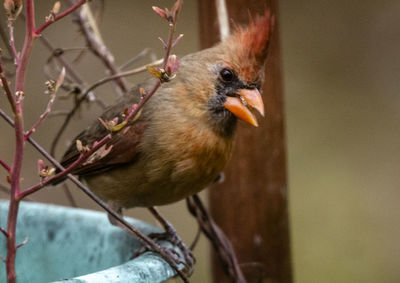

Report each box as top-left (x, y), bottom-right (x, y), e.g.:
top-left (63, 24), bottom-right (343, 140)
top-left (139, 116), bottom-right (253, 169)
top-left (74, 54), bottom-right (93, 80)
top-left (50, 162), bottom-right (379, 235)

top-left (222, 10), bottom-right (274, 82)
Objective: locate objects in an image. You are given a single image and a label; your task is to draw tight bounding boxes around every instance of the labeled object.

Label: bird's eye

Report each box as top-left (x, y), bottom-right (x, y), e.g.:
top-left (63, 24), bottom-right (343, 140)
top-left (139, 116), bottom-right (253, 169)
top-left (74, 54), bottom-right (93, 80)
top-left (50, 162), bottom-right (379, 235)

top-left (220, 68), bottom-right (235, 82)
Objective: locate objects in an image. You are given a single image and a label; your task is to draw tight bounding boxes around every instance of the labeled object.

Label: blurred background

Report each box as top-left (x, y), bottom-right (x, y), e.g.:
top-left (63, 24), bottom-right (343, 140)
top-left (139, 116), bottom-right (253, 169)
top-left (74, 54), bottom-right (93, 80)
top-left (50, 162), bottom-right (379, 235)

top-left (0, 0), bottom-right (399, 282)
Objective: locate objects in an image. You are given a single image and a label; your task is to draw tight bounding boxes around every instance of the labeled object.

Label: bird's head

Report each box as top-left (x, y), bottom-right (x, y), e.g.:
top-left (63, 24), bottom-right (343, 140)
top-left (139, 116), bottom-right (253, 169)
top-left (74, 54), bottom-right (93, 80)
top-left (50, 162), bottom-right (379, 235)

top-left (214, 10), bottom-right (273, 128)
top-left (172, 10), bottom-right (273, 137)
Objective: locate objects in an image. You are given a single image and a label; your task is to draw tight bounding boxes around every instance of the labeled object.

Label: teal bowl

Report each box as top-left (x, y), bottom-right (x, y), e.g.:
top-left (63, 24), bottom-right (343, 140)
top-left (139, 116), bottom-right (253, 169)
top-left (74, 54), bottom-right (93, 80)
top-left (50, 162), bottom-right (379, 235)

top-left (0, 201), bottom-right (180, 283)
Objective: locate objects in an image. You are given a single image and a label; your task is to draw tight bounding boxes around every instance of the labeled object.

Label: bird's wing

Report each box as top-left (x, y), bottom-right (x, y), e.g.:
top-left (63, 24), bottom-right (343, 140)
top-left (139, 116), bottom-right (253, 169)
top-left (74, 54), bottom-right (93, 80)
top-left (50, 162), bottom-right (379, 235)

top-left (60, 90), bottom-right (146, 176)
top-left (60, 121), bottom-right (146, 176)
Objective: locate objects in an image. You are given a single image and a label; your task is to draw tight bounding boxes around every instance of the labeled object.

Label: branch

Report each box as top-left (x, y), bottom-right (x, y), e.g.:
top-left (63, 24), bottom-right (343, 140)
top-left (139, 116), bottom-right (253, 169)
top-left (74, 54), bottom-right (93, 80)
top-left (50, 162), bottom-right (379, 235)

top-left (49, 58), bottom-right (162, 156)
top-left (119, 48), bottom-right (153, 70)
top-left (0, 159), bottom-right (11, 173)
top-left (24, 68), bottom-right (65, 140)
top-left (187, 195), bottom-right (246, 283)
top-left (0, 55), bottom-right (16, 114)
top-left (0, 19), bottom-right (14, 59)
top-left (39, 34), bottom-right (85, 85)
top-left (7, 20), bottom-right (19, 64)
top-left (71, 1), bottom-right (128, 94)
top-left (122, 0), bottom-right (183, 125)
top-left (85, 59), bottom-right (163, 99)
top-left (0, 226), bottom-right (8, 238)
top-left (0, 182), bottom-right (34, 202)
top-left (34, 0), bottom-right (87, 35)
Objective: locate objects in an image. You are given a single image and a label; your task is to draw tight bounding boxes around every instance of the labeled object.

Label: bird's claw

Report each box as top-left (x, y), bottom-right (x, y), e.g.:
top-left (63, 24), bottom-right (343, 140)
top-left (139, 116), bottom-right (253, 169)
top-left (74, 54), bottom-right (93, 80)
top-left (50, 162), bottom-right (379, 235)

top-left (131, 231), bottom-right (195, 276)
top-left (149, 230), bottom-right (195, 274)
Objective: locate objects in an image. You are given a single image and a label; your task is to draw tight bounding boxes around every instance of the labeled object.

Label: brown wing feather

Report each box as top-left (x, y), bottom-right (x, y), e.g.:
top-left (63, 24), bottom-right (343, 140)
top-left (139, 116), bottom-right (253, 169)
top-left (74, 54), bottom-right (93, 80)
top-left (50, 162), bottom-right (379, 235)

top-left (60, 121), bottom-right (146, 176)
top-left (59, 85), bottom-right (147, 176)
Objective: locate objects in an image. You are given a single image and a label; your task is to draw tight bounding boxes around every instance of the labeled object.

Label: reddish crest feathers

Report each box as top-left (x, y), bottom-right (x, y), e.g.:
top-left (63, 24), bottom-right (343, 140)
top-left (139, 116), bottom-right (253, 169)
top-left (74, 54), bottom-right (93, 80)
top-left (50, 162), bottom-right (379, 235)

top-left (222, 10), bottom-right (274, 82)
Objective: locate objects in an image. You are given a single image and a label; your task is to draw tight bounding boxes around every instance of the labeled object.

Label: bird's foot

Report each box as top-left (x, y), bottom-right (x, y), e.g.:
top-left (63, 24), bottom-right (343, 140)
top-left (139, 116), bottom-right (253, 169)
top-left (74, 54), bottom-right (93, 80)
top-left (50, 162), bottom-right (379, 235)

top-left (150, 228), bottom-right (195, 274)
top-left (131, 229), bottom-right (195, 276)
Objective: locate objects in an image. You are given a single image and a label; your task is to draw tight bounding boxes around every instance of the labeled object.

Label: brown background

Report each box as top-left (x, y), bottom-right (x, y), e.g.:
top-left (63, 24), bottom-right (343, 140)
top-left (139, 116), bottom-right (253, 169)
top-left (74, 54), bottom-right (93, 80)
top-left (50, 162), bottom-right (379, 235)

top-left (0, 1), bottom-right (399, 282)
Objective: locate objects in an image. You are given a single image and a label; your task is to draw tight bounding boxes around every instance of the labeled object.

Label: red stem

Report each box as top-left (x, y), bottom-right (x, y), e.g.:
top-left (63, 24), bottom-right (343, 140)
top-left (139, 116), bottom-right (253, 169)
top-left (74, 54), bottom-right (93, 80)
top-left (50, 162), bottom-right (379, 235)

top-left (0, 159), bottom-right (11, 172)
top-left (123, 10), bottom-right (179, 123)
top-left (34, 0), bottom-right (87, 35)
top-left (6, 1), bottom-right (35, 282)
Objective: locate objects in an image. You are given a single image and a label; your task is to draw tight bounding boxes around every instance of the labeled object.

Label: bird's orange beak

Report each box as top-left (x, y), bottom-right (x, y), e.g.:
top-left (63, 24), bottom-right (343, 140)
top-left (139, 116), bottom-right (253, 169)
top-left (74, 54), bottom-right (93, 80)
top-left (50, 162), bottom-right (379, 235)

top-left (223, 88), bottom-right (265, 127)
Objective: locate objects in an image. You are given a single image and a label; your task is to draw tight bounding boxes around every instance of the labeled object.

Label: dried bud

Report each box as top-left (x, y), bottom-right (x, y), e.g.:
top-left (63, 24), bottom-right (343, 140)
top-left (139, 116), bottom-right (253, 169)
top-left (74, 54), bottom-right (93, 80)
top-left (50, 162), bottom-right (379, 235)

top-left (51, 1), bottom-right (61, 15)
top-left (152, 6), bottom-right (167, 20)
top-left (171, 0), bottom-right (183, 21)
top-left (166, 54), bottom-right (179, 74)
top-left (76, 139), bottom-right (89, 153)
top-left (45, 80), bottom-right (57, 95)
top-left (84, 144), bottom-right (113, 165)
top-left (46, 1), bottom-right (61, 22)
top-left (98, 117), bottom-right (127, 132)
top-left (15, 90), bottom-right (24, 104)
top-left (139, 88), bottom-right (146, 98)
top-left (37, 159), bottom-right (45, 173)
top-left (37, 159), bottom-right (55, 179)
top-left (4, 0), bottom-right (22, 20)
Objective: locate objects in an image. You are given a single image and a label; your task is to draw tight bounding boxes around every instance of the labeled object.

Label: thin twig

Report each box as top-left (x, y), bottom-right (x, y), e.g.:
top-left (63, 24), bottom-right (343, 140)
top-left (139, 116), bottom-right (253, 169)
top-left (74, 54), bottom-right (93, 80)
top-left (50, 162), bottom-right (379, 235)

top-left (86, 58), bottom-right (163, 97)
top-left (0, 183), bottom-right (34, 202)
top-left (0, 159), bottom-right (11, 172)
top-left (49, 58), bottom-right (162, 156)
top-left (0, 20), bottom-right (14, 59)
top-left (25, 68), bottom-right (65, 140)
top-left (34, 0), bottom-right (87, 35)
top-left (39, 34), bottom-right (85, 84)
top-left (0, 55), bottom-right (16, 114)
top-left (47, 110), bottom-right (70, 117)
top-left (7, 21), bottom-right (19, 64)
top-left (186, 195), bottom-right (246, 283)
top-left (71, 1), bottom-right (128, 94)
top-left (0, 226), bottom-right (8, 237)
top-left (119, 48), bottom-right (151, 70)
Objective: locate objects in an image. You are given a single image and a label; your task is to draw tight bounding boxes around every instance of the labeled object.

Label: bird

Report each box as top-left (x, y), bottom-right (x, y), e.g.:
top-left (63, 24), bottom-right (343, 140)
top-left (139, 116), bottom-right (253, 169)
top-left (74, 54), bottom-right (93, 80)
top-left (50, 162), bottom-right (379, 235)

top-left (57, 9), bottom-right (273, 269)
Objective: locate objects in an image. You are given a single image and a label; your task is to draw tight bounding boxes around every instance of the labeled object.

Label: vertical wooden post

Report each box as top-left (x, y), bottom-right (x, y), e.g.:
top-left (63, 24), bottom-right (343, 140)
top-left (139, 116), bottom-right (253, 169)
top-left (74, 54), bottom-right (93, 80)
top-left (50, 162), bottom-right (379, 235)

top-left (198, 0), bottom-right (292, 282)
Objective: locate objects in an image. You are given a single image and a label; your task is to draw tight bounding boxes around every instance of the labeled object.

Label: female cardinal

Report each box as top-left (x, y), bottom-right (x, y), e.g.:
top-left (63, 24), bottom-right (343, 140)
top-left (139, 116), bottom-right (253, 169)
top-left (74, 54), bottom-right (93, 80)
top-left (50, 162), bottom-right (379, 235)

top-left (60, 11), bottom-right (273, 212)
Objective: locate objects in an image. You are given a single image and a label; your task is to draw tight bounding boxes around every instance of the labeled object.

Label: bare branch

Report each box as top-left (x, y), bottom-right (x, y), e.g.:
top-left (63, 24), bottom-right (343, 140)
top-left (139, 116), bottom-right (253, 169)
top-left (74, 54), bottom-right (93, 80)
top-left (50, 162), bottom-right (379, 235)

top-left (7, 21), bottom-right (19, 64)
top-left (34, 0), bottom-right (87, 35)
top-left (119, 48), bottom-right (152, 70)
top-left (187, 194), bottom-right (246, 282)
top-left (25, 68), bottom-right (65, 140)
top-left (0, 160), bottom-right (11, 173)
top-left (39, 35), bottom-right (85, 85)
top-left (71, 1), bottom-right (128, 94)
top-left (0, 19), bottom-right (14, 58)
top-left (0, 55), bottom-right (16, 114)
top-left (0, 226), bottom-right (8, 238)
top-left (49, 58), bottom-right (162, 156)
top-left (15, 236), bottom-right (28, 249)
